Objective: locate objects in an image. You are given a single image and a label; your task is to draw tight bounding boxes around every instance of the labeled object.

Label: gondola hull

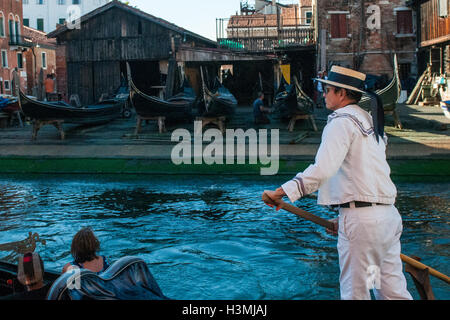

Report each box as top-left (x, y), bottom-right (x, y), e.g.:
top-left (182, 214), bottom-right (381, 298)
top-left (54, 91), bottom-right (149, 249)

top-left (202, 87), bottom-right (237, 118)
top-left (273, 76), bottom-right (313, 120)
top-left (130, 80), bottom-right (193, 122)
top-left (19, 91), bottom-right (123, 125)
top-left (359, 55), bottom-right (401, 112)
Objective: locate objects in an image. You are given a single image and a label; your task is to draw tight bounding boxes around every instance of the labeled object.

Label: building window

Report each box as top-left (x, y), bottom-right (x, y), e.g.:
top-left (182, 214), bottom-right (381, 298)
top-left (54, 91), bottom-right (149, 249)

top-left (330, 13), bottom-right (348, 39)
top-left (14, 20), bottom-right (20, 43)
top-left (58, 0), bottom-right (66, 4)
top-left (59, 18), bottom-right (66, 25)
top-left (396, 10), bottom-right (413, 34)
top-left (305, 11), bottom-right (312, 25)
top-left (72, 0), bottom-right (80, 4)
top-left (17, 52), bottom-right (23, 69)
top-left (37, 18), bottom-right (44, 31)
top-left (0, 13), bottom-right (4, 37)
top-left (23, 18), bottom-right (29, 27)
top-left (23, 0), bottom-right (29, 4)
top-left (42, 52), bottom-right (47, 69)
top-left (1, 50), bottom-right (7, 68)
top-left (4, 80), bottom-right (10, 91)
top-left (36, 0), bottom-right (44, 4)
top-left (9, 19), bottom-right (14, 38)
top-left (138, 21), bottom-right (142, 35)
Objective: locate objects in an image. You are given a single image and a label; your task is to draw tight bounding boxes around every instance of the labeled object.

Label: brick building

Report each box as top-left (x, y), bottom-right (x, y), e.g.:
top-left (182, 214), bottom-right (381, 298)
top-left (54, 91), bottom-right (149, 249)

top-left (0, 0), bottom-right (31, 95)
top-left (22, 25), bottom-right (56, 98)
top-left (315, 0), bottom-right (417, 89)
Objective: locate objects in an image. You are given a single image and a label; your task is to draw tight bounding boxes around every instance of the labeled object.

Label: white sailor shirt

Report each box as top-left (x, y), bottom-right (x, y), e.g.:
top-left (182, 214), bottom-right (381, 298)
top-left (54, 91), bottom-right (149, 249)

top-left (281, 104), bottom-right (397, 206)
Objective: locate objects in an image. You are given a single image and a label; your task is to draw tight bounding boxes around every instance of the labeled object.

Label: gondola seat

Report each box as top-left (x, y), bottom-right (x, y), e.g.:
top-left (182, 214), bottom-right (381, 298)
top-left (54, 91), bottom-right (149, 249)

top-left (46, 256), bottom-right (169, 300)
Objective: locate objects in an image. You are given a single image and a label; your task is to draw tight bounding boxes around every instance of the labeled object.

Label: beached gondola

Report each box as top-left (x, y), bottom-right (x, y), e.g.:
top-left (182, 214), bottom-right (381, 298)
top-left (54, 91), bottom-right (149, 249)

top-left (273, 75), bottom-right (314, 120)
top-left (359, 55), bottom-right (401, 112)
top-left (167, 77), bottom-right (197, 105)
top-left (19, 91), bottom-right (123, 125)
top-left (129, 77), bottom-right (193, 122)
top-left (201, 77), bottom-right (237, 117)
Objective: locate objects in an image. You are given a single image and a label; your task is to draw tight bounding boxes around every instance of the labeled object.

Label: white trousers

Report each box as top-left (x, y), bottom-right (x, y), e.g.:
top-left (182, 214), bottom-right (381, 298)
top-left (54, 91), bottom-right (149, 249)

top-left (337, 204), bottom-right (413, 300)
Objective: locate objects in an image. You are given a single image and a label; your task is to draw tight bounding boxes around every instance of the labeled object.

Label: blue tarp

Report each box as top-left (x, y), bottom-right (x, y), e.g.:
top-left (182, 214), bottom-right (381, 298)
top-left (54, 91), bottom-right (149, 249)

top-left (0, 97), bottom-right (11, 109)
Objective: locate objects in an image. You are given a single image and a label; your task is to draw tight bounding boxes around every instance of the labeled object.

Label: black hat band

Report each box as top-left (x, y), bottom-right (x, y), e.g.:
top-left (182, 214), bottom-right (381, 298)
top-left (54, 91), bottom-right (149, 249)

top-left (327, 72), bottom-right (365, 91)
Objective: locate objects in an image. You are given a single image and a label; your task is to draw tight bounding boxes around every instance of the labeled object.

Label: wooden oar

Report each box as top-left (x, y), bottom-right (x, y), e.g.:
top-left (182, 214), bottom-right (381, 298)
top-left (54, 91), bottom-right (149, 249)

top-left (262, 191), bottom-right (450, 285)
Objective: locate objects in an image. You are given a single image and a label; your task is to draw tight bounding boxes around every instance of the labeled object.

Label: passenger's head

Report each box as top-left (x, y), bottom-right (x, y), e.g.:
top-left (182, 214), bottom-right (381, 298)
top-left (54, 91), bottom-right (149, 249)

top-left (17, 252), bottom-right (44, 288)
top-left (70, 227), bottom-right (100, 263)
top-left (257, 91), bottom-right (264, 99)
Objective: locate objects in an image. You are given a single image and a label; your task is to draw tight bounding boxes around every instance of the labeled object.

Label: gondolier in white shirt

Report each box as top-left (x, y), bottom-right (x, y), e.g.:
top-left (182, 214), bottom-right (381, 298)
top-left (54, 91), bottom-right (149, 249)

top-left (264, 66), bottom-right (413, 300)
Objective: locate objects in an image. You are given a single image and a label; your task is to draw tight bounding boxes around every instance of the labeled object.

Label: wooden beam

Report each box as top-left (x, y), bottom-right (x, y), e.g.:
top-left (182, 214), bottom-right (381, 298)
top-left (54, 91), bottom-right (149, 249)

top-left (420, 34), bottom-right (450, 48)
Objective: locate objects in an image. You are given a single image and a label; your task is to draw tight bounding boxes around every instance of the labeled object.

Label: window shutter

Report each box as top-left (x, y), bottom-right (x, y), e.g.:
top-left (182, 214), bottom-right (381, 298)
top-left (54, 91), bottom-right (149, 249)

top-left (397, 10), bottom-right (412, 34)
top-left (331, 14), bottom-right (347, 38)
top-left (331, 14), bottom-right (339, 38)
top-left (339, 14), bottom-right (347, 38)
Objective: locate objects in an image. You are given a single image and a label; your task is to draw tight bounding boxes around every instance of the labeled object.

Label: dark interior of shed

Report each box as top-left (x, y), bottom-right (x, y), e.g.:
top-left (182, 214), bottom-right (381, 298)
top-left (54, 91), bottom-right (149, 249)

top-left (121, 61), bottom-right (162, 97)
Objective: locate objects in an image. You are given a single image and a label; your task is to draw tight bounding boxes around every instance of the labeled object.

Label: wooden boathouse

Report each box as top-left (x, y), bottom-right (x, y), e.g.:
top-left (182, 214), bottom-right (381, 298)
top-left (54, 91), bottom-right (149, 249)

top-left (409, 0), bottom-right (450, 75)
top-left (48, 0), bottom-right (274, 106)
top-left (47, 0), bottom-right (217, 105)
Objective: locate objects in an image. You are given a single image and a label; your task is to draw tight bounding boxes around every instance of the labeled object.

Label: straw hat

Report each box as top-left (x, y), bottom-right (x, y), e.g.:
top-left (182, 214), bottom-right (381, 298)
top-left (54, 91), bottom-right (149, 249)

top-left (316, 66), bottom-right (366, 93)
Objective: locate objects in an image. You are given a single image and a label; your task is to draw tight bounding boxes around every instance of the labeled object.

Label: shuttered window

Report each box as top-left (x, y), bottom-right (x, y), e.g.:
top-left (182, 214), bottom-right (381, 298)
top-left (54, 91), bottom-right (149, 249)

top-left (330, 14), bottom-right (347, 39)
top-left (1, 50), bottom-right (8, 68)
top-left (17, 52), bottom-right (23, 69)
top-left (37, 18), bottom-right (44, 31)
top-left (396, 10), bottom-right (413, 34)
top-left (42, 52), bottom-right (47, 69)
top-left (0, 15), bottom-right (4, 37)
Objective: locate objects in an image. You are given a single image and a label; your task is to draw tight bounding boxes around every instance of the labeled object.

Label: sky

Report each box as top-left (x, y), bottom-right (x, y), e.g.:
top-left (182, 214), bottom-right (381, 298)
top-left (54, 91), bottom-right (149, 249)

top-left (126, 0), bottom-right (297, 41)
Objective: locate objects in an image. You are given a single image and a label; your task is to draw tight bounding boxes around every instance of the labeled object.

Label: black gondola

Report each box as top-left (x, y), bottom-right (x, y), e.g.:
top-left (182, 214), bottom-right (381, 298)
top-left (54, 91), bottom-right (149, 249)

top-left (167, 77), bottom-right (197, 105)
top-left (272, 75), bottom-right (314, 120)
top-left (129, 77), bottom-right (193, 122)
top-left (201, 77), bottom-right (237, 117)
top-left (19, 91), bottom-right (124, 125)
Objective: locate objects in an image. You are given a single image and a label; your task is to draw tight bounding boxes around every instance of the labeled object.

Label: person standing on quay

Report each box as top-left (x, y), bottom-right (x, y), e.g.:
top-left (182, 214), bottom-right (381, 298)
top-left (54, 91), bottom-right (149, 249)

top-left (44, 74), bottom-right (55, 101)
top-left (263, 66), bottom-right (413, 300)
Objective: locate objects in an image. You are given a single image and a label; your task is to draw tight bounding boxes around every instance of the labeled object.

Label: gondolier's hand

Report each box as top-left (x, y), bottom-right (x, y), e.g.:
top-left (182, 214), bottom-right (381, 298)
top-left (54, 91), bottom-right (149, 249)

top-left (326, 218), bottom-right (338, 236)
top-left (263, 188), bottom-right (286, 211)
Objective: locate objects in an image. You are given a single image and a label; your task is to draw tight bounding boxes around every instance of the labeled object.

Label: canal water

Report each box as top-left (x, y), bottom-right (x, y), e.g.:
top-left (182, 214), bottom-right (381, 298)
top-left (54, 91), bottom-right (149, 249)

top-left (0, 175), bottom-right (448, 300)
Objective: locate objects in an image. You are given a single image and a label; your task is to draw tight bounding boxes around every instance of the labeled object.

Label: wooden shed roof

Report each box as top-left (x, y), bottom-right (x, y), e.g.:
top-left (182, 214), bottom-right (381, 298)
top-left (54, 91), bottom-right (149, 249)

top-left (47, 0), bottom-right (217, 47)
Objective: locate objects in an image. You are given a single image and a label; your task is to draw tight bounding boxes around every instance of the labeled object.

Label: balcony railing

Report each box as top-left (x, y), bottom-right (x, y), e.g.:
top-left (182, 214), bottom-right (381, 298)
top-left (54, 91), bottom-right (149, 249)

top-left (218, 28), bottom-right (315, 52)
top-left (8, 35), bottom-right (33, 48)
